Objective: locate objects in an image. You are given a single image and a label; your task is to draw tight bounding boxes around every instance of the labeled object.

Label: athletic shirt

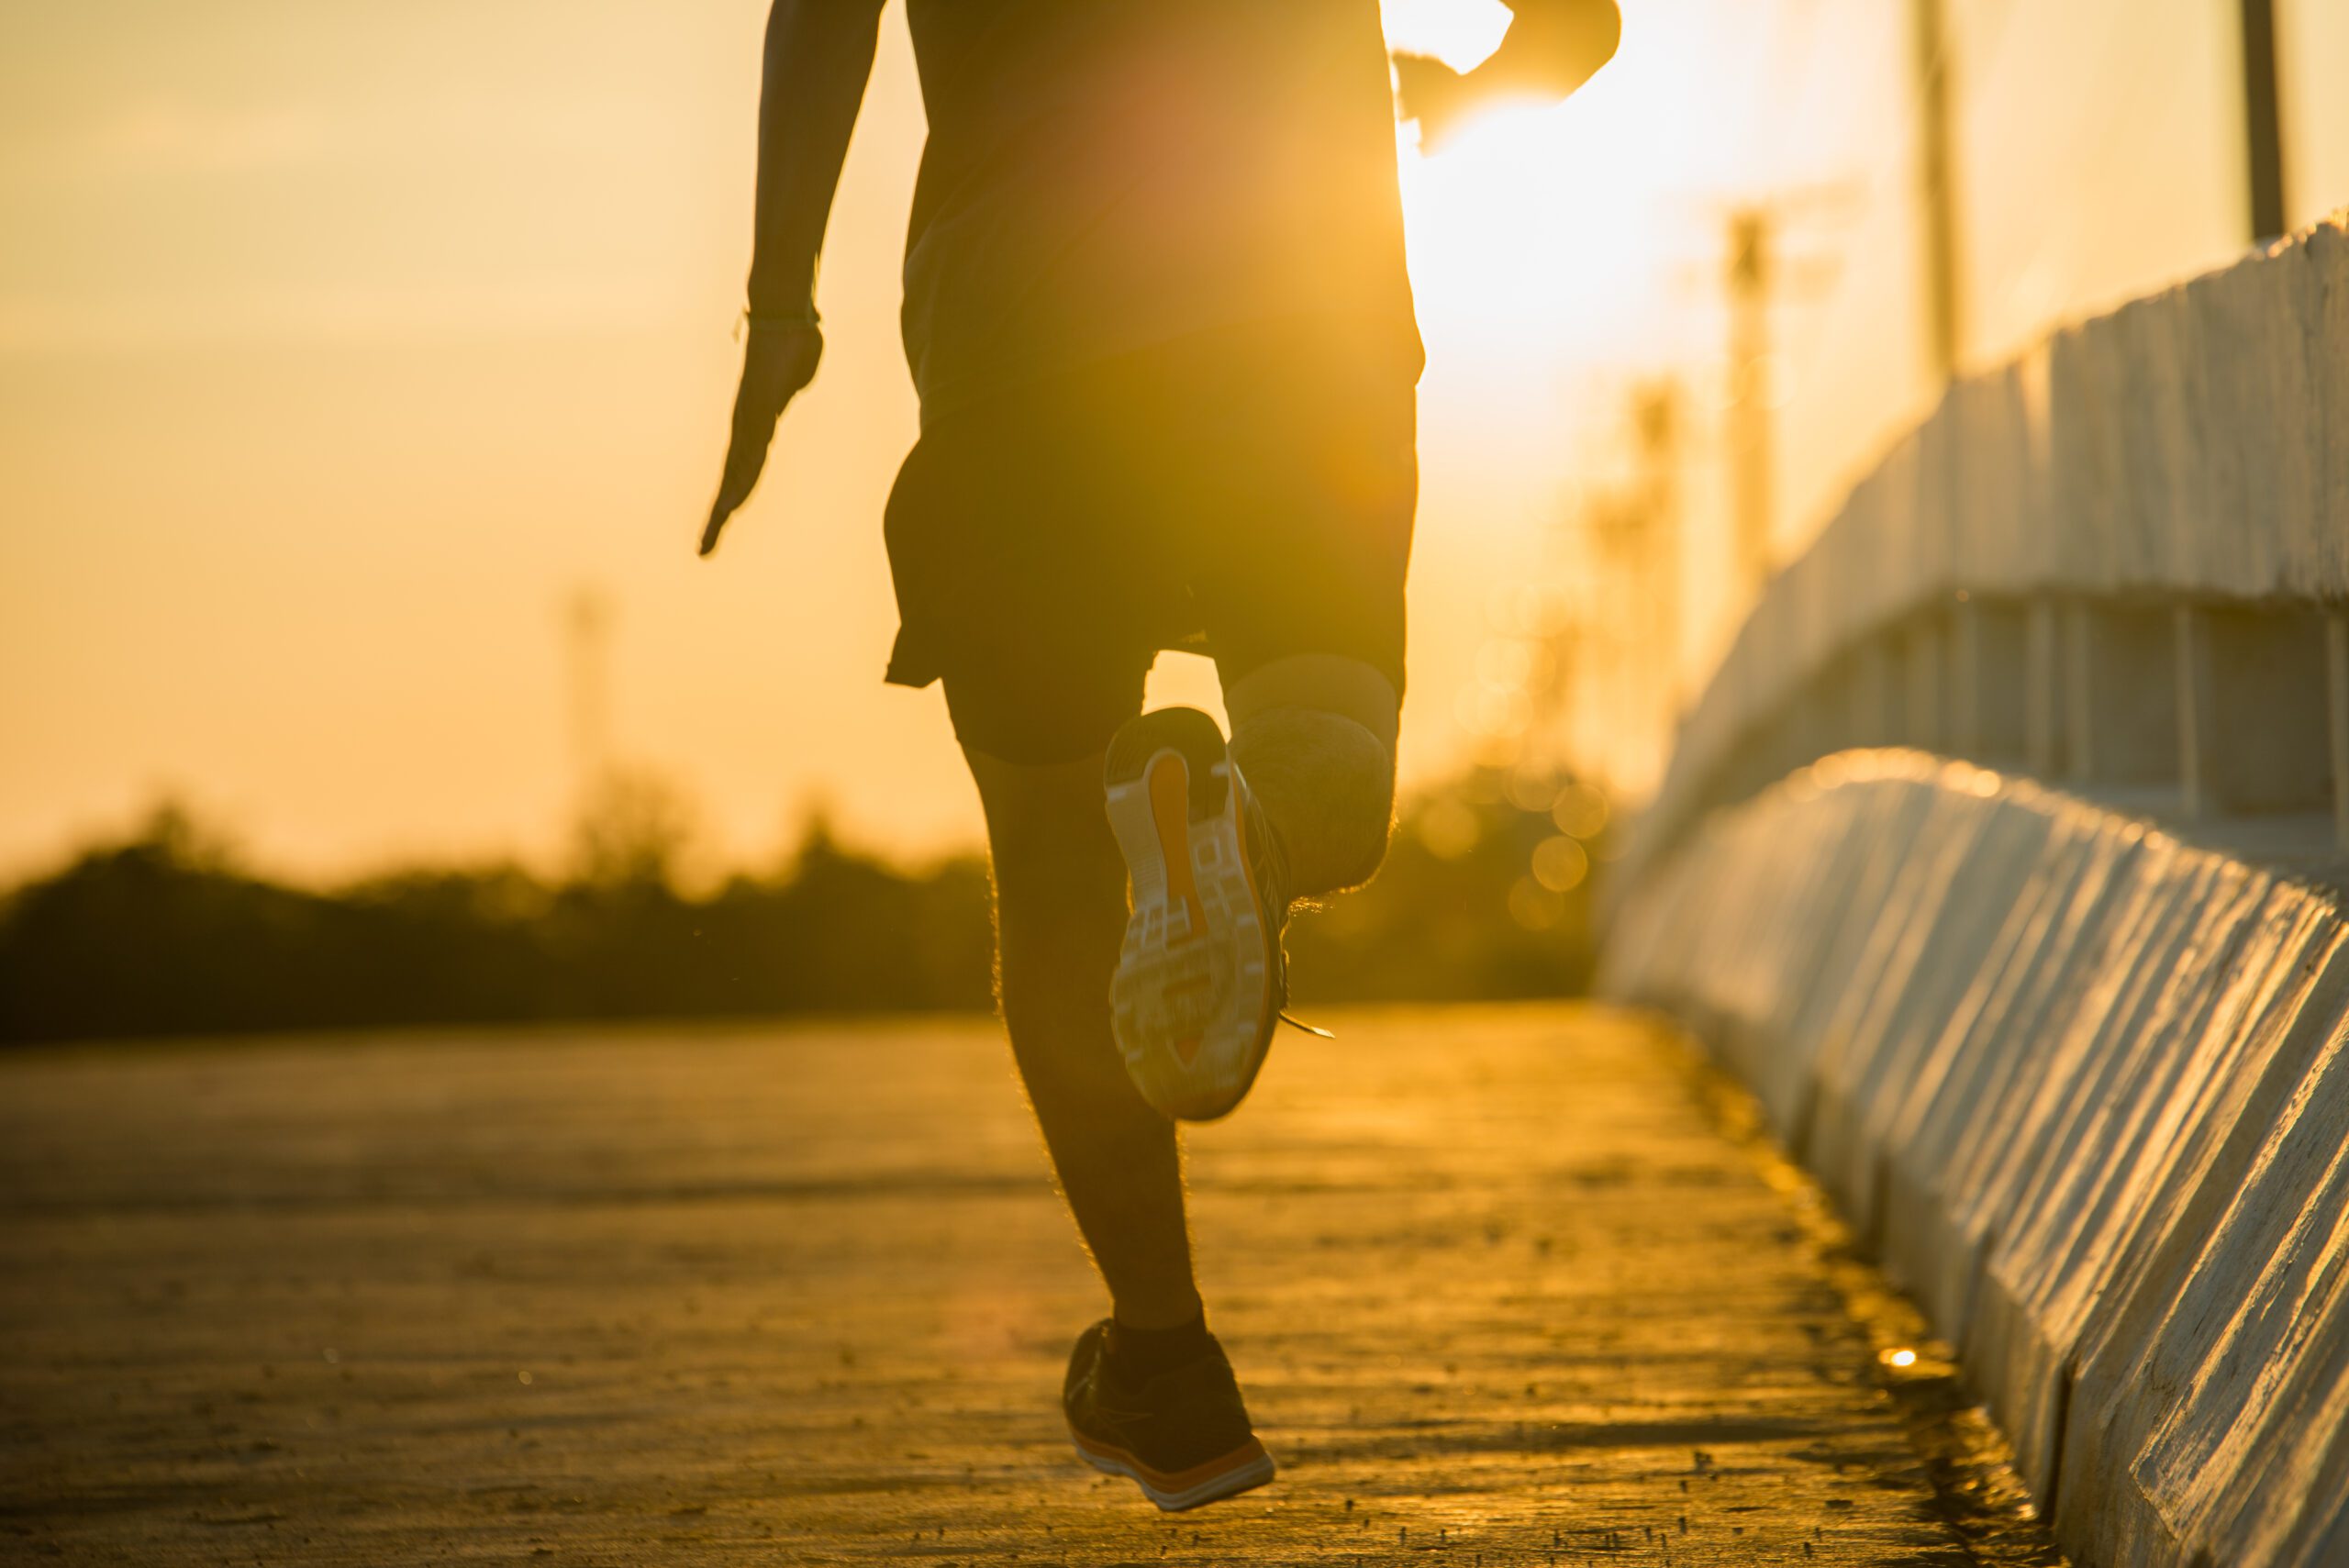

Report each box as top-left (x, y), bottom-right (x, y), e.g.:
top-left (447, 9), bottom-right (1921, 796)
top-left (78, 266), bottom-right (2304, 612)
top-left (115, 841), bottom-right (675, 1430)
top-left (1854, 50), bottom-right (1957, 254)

top-left (899, 0), bottom-right (1424, 423)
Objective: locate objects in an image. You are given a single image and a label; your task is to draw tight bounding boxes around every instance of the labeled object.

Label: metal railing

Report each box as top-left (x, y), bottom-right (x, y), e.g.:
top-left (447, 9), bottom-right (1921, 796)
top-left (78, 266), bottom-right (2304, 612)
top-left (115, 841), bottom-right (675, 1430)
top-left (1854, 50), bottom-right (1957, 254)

top-left (1629, 209), bottom-right (2349, 875)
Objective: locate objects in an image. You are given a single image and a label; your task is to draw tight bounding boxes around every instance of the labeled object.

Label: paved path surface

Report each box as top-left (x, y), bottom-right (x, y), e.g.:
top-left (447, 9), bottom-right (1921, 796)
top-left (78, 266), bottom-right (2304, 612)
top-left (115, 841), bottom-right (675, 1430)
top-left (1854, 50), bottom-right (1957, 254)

top-left (4, 1005), bottom-right (2025, 1565)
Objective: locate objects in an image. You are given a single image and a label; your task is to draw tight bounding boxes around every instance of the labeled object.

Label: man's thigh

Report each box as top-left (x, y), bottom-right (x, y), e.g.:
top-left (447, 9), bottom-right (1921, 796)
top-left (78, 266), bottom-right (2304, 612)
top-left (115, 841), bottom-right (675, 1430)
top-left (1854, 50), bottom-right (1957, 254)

top-left (962, 746), bottom-right (1128, 934)
top-left (941, 648), bottom-right (1151, 771)
top-left (1141, 323), bottom-right (1418, 721)
top-left (884, 374), bottom-right (1166, 769)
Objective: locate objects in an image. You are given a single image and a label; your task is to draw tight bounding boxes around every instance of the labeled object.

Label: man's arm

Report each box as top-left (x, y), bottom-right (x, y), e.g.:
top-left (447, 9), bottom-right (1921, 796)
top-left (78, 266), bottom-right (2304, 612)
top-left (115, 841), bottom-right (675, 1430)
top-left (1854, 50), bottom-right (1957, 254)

top-left (1394, 0), bottom-right (1620, 151)
top-left (1476, 0), bottom-right (1621, 101)
top-left (745, 0), bottom-right (886, 318)
top-left (702, 0), bottom-right (886, 558)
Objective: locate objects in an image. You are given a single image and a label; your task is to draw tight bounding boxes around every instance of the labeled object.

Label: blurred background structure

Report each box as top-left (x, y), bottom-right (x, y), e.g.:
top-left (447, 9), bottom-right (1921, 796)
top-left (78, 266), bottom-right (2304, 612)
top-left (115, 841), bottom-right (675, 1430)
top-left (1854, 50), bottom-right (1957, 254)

top-left (2, 0), bottom-right (2344, 1037)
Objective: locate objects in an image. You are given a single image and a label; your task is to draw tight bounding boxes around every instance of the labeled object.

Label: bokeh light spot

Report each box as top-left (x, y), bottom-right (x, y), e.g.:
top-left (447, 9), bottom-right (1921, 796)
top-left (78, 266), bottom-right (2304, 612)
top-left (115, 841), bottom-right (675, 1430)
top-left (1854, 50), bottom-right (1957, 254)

top-left (1531, 835), bottom-right (1589, 893)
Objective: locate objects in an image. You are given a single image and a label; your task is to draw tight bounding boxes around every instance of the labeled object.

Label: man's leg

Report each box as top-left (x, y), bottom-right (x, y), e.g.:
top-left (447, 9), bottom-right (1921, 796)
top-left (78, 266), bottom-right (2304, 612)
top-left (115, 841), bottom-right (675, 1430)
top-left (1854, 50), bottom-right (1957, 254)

top-left (1224, 652), bottom-right (1401, 899)
top-left (967, 744), bottom-right (1277, 1511)
top-left (964, 748), bottom-right (1203, 1330)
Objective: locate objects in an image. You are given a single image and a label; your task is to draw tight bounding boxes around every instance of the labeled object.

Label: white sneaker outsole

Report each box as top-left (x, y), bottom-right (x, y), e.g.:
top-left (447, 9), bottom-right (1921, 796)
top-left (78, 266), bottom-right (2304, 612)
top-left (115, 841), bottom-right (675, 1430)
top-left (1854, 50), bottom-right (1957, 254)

top-left (1105, 733), bottom-right (1277, 1122)
top-left (1069, 1426), bottom-right (1277, 1511)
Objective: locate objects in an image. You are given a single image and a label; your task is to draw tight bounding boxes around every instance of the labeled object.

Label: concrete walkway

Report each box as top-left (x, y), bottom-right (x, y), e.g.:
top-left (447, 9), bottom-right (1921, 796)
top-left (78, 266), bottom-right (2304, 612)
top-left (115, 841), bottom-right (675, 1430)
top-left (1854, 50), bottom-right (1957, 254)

top-left (3, 1006), bottom-right (2043, 1565)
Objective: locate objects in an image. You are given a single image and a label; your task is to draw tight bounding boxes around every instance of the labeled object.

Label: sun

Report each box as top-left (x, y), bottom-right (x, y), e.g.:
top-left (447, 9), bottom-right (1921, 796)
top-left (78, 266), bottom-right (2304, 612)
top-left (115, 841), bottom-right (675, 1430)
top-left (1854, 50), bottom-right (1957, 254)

top-left (1385, 5), bottom-right (1702, 371)
top-left (1399, 106), bottom-right (1596, 352)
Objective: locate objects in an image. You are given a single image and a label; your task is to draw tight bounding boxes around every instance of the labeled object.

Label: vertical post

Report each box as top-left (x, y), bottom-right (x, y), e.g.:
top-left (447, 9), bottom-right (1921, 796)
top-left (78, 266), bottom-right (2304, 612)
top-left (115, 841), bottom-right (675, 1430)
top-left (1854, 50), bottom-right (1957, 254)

top-left (1952, 595), bottom-right (1981, 756)
top-left (1726, 210), bottom-right (1775, 600)
top-left (2328, 613), bottom-right (2349, 850)
top-left (1855, 640), bottom-right (1889, 748)
top-left (1912, 0), bottom-right (1964, 382)
top-left (1800, 683), bottom-right (1833, 768)
top-left (1909, 617), bottom-right (1943, 752)
top-left (2238, 0), bottom-right (2289, 240)
top-left (2025, 597), bottom-right (2059, 775)
top-left (1633, 385), bottom-right (1684, 717)
top-left (2176, 605), bottom-right (2212, 818)
top-left (2065, 602), bottom-right (2095, 784)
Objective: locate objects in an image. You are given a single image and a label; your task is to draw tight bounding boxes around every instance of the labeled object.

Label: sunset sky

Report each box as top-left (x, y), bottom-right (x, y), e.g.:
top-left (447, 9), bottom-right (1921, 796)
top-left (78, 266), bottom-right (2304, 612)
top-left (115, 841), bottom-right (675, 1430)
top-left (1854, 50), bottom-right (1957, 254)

top-left (4, 0), bottom-right (2344, 881)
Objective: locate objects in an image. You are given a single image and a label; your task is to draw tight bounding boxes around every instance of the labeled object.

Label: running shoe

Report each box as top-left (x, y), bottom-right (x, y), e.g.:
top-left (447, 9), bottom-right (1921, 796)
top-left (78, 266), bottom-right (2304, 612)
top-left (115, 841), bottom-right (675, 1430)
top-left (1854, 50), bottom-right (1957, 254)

top-left (1063, 1319), bottom-right (1275, 1510)
top-left (1103, 706), bottom-right (1292, 1121)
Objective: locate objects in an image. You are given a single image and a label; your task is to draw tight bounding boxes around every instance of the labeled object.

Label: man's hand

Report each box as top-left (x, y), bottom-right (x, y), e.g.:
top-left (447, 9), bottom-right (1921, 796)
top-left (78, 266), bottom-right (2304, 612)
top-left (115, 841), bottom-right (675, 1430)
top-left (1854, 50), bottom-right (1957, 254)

top-left (700, 322), bottom-right (823, 557)
top-left (1392, 52), bottom-right (1484, 153)
top-left (1394, 0), bottom-right (1621, 153)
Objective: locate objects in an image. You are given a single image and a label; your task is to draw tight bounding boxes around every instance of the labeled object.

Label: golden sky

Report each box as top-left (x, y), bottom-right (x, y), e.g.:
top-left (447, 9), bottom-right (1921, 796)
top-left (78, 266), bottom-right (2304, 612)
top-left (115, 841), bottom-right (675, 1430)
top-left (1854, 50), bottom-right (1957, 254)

top-left (3, 0), bottom-right (2343, 879)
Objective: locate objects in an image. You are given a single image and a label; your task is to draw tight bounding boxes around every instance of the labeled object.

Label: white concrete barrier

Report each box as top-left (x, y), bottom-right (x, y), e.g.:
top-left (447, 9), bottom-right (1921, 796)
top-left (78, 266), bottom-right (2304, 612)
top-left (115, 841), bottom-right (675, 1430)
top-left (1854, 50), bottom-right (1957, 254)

top-left (1603, 751), bottom-right (2349, 1567)
top-left (1627, 210), bottom-right (2349, 874)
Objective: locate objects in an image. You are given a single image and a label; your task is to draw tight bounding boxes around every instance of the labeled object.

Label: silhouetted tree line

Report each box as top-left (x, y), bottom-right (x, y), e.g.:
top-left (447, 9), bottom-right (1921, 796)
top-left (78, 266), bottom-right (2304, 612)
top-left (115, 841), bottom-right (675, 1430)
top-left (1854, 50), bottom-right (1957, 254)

top-left (0, 771), bottom-right (1600, 1045)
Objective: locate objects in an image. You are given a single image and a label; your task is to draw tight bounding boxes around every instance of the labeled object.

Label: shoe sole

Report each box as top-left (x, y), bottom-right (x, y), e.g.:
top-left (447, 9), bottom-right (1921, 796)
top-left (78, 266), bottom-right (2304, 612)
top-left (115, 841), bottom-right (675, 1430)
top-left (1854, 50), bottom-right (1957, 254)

top-left (1103, 708), bottom-right (1276, 1122)
top-left (1068, 1424), bottom-right (1276, 1511)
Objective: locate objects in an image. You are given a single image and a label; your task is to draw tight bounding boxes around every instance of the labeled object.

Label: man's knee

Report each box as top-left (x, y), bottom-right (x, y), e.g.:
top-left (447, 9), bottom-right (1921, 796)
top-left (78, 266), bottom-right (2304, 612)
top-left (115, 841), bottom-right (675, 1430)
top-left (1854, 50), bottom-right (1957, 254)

top-left (1315, 786), bottom-right (1394, 895)
top-left (1221, 684), bottom-right (1397, 898)
top-left (1225, 652), bottom-right (1400, 755)
top-left (1339, 806), bottom-right (1395, 889)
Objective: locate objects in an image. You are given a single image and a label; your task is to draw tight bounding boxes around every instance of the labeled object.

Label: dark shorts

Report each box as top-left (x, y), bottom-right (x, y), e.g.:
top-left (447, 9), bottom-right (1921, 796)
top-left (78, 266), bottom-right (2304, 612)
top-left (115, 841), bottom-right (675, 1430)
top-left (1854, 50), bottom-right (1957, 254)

top-left (882, 316), bottom-right (1419, 765)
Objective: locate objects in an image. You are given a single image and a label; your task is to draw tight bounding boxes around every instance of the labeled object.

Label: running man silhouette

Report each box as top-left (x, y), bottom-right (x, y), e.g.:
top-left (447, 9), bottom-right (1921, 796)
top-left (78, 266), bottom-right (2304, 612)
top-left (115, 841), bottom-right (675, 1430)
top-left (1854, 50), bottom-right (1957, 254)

top-left (703, 0), bottom-right (1618, 1511)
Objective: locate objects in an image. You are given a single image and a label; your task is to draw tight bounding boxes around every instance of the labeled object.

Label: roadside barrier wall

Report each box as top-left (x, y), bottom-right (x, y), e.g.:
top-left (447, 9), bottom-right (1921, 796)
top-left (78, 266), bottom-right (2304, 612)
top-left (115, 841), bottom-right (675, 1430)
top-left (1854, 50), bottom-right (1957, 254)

top-left (1603, 213), bottom-right (2349, 1566)
top-left (1603, 751), bottom-right (2349, 1568)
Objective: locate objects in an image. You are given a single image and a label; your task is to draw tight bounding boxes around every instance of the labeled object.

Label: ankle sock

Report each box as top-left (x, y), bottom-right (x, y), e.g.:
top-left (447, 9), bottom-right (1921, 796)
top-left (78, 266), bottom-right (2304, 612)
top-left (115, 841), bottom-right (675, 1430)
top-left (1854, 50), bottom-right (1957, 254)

top-left (1108, 1313), bottom-right (1213, 1381)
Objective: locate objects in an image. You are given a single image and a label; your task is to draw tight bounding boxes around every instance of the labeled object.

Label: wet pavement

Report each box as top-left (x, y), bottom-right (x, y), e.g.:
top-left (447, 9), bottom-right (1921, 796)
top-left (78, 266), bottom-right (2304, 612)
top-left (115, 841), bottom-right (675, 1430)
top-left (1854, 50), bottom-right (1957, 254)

top-left (2, 1005), bottom-right (2049, 1564)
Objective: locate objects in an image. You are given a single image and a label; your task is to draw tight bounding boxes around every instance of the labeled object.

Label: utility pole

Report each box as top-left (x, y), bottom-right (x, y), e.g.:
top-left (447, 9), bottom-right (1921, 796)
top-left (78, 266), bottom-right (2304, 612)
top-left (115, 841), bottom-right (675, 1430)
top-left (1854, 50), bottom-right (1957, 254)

top-left (1692, 187), bottom-right (1846, 614)
top-left (1563, 383), bottom-right (1684, 784)
top-left (2238, 0), bottom-right (2288, 240)
top-left (1725, 208), bottom-right (1775, 597)
top-left (564, 586), bottom-right (613, 796)
top-left (1911, 0), bottom-right (1963, 383)
top-left (1632, 384), bottom-right (1683, 716)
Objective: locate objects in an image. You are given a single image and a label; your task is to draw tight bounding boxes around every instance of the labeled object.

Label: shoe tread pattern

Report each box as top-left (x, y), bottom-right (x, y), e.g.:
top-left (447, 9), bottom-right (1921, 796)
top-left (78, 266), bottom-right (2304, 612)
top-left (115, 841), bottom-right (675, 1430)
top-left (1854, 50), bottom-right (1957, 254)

top-left (1104, 709), bottom-right (1277, 1120)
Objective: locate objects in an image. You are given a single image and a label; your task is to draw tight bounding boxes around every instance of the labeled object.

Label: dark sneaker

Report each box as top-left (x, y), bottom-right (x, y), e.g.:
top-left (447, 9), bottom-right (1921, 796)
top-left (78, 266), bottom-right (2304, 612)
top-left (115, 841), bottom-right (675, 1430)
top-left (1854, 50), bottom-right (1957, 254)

top-left (1103, 706), bottom-right (1294, 1121)
top-left (1062, 1320), bottom-right (1275, 1510)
